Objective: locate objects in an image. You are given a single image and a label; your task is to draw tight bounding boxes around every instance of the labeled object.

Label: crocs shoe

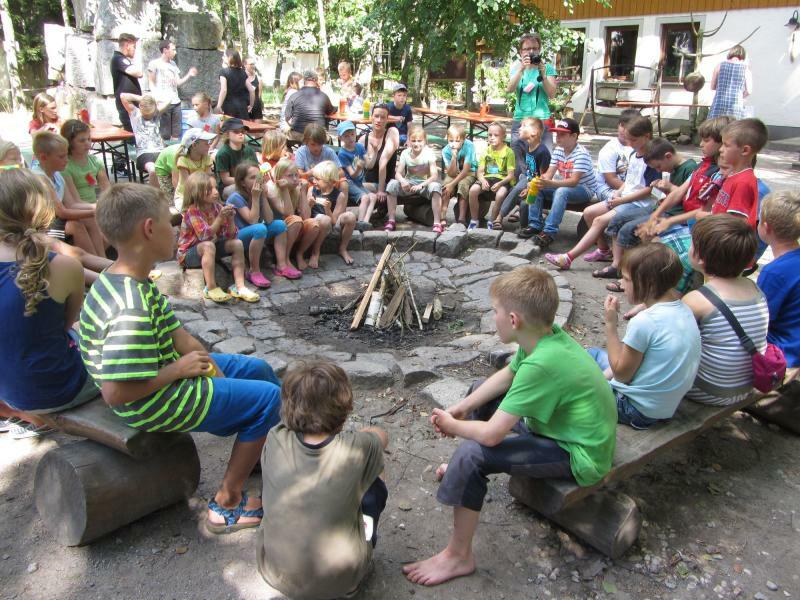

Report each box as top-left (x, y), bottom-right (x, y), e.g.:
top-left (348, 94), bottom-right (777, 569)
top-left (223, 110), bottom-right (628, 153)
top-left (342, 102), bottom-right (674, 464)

top-left (246, 271), bottom-right (271, 289)
top-left (583, 248), bottom-right (613, 262)
top-left (228, 285), bottom-right (259, 303)
top-left (203, 286), bottom-right (232, 303)
top-left (383, 219), bottom-right (396, 232)
top-left (273, 265), bottom-right (302, 280)
top-left (432, 223), bottom-right (443, 234)
top-left (545, 252), bottom-right (572, 270)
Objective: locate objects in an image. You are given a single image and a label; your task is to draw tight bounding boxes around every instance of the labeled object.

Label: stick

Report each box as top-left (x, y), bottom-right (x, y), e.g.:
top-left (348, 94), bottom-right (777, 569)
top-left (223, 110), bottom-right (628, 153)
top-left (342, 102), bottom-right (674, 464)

top-left (387, 241), bottom-right (418, 270)
top-left (378, 284), bottom-right (407, 328)
top-left (432, 295), bottom-right (443, 321)
top-left (404, 271), bottom-right (424, 330)
top-left (422, 303), bottom-right (433, 324)
top-left (351, 245), bottom-right (393, 330)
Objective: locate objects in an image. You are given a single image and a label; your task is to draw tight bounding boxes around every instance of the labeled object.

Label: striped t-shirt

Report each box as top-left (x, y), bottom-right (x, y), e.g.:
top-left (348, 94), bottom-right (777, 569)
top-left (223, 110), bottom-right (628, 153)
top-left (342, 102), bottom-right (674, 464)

top-left (550, 144), bottom-right (596, 194)
top-left (79, 272), bottom-right (213, 431)
top-left (686, 285), bottom-right (769, 406)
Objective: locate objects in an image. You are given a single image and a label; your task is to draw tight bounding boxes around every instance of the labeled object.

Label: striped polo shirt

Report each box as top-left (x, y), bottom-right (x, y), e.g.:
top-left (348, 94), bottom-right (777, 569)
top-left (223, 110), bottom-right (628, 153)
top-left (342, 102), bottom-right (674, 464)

top-left (79, 272), bottom-right (213, 431)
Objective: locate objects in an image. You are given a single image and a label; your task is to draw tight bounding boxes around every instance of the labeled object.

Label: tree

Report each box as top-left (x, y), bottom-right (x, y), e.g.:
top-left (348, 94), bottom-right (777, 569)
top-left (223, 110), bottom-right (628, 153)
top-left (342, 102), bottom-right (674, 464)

top-left (0, 0), bottom-right (24, 109)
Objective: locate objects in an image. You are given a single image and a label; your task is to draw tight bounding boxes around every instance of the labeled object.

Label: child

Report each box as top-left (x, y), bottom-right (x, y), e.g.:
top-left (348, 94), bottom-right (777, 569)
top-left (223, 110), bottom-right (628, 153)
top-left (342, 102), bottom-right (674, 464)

top-left (61, 119), bottom-right (110, 203)
top-left (177, 172), bottom-right (258, 303)
top-left (441, 124), bottom-right (478, 231)
top-left (757, 191), bottom-right (800, 368)
top-left (175, 128), bottom-right (215, 209)
top-left (80, 182), bottom-right (282, 534)
top-left (500, 117), bottom-right (551, 231)
top-left (592, 243), bottom-right (701, 428)
top-left (189, 92), bottom-right (221, 149)
top-left (29, 92), bottom-right (60, 134)
top-left (258, 360), bottom-right (388, 599)
top-left (226, 162), bottom-right (300, 286)
top-left (387, 83), bottom-right (413, 145)
top-left (386, 124), bottom-right (445, 233)
top-left (544, 116), bottom-right (657, 271)
top-left (294, 123), bottom-right (344, 183)
top-left (469, 121), bottom-right (515, 231)
top-left (215, 118), bottom-right (258, 198)
top-left (593, 109), bottom-right (640, 205)
top-left (337, 121), bottom-right (377, 228)
top-left (683, 215), bottom-right (769, 404)
top-left (0, 140), bottom-right (24, 167)
top-left (260, 129), bottom-right (290, 170)
top-left (347, 82), bottom-right (364, 116)
top-left (308, 160), bottom-right (357, 265)
top-left (404, 266), bottom-right (617, 586)
top-left (523, 118), bottom-right (597, 247)
top-left (153, 143), bottom-right (181, 204)
top-left (119, 92), bottom-right (163, 189)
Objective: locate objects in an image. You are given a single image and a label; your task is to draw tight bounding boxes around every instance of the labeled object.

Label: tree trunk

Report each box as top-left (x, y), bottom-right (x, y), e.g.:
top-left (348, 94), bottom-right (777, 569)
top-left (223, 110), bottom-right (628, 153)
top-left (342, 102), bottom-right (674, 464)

top-left (242, 0), bottom-right (255, 58)
top-left (234, 0), bottom-right (249, 55)
top-left (316, 0), bottom-right (329, 71)
top-left (60, 0), bottom-right (70, 27)
top-left (220, 0), bottom-right (233, 46)
top-left (0, 0), bottom-right (24, 110)
top-left (273, 49), bottom-right (283, 90)
top-left (465, 56), bottom-right (476, 111)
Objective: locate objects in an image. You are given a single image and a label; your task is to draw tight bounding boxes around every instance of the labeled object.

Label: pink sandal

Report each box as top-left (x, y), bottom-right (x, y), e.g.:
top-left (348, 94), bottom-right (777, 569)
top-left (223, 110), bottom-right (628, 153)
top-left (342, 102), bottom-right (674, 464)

top-left (273, 265), bottom-right (302, 280)
top-left (246, 271), bottom-right (272, 289)
top-left (583, 248), bottom-right (613, 262)
top-left (432, 223), bottom-right (443, 234)
top-left (383, 219), bottom-right (396, 232)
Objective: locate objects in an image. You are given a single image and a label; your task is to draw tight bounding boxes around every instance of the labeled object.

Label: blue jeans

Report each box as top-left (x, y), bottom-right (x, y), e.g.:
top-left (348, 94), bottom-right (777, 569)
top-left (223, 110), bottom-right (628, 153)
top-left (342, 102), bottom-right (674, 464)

top-left (194, 354), bottom-right (282, 442)
top-left (528, 185), bottom-right (592, 236)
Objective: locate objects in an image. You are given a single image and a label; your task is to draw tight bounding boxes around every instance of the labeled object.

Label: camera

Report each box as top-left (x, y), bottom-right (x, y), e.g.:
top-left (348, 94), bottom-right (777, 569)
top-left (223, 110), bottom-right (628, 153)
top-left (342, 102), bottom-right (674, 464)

top-left (529, 52), bottom-right (542, 65)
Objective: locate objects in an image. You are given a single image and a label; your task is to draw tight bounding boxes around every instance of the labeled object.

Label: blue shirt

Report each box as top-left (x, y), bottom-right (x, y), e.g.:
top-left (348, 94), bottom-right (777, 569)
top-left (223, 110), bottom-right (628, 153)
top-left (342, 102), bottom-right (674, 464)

top-left (294, 144), bottom-right (340, 173)
top-left (441, 139), bottom-right (478, 173)
top-left (337, 143), bottom-right (366, 185)
top-left (388, 102), bottom-right (413, 137)
top-left (226, 191), bottom-right (259, 230)
top-left (758, 247), bottom-right (800, 368)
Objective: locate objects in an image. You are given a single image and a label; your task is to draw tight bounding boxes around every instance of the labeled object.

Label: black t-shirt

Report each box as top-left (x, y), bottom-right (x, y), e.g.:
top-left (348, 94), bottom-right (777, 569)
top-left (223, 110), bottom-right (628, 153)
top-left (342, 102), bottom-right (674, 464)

top-left (111, 51), bottom-right (141, 101)
top-left (284, 87), bottom-right (335, 134)
top-left (511, 138), bottom-right (551, 180)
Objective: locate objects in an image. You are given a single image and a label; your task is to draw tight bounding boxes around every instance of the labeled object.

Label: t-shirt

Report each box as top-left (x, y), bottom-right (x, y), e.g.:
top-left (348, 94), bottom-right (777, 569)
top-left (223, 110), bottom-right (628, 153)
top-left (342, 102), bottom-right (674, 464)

top-left (441, 139), bottom-right (478, 173)
top-left (712, 168), bottom-right (759, 228)
top-left (294, 144), bottom-right (340, 173)
top-left (683, 156), bottom-right (721, 213)
top-left (619, 150), bottom-right (660, 208)
top-left (111, 50), bottom-right (141, 101)
top-left (146, 58), bottom-right (181, 106)
top-left (398, 146), bottom-right (436, 183)
top-left (283, 86), bottom-right (335, 135)
top-left (511, 138), bottom-right (551, 180)
top-left (611, 300), bottom-right (701, 419)
top-left (130, 107), bottom-right (164, 155)
top-left (63, 155), bottom-right (104, 202)
top-left (226, 191), bottom-right (260, 230)
top-left (258, 426), bottom-right (384, 600)
top-left (594, 137), bottom-right (630, 198)
top-left (175, 153), bottom-right (212, 199)
top-left (214, 143), bottom-right (257, 191)
top-left (189, 113), bottom-right (221, 134)
top-left (498, 325), bottom-right (617, 487)
top-left (662, 158), bottom-right (698, 217)
top-left (758, 248), bottom-right (800, 368)
top-left (512, 62), bottom-right (558, 120)
top-left (154, 144), bottom-right (181, 177)
top-left (550, 144), bottom-right (596, 194)
top-left (32, 165), bottom-right (65, 203)
top-left (79, 272), bottom-right (212, 432)
top-left (479, 145), bottom-right (516, 182)
top-left (338, 143), bottom-right (367, 185)
top-left (388, 102), bottom-right (413, 137)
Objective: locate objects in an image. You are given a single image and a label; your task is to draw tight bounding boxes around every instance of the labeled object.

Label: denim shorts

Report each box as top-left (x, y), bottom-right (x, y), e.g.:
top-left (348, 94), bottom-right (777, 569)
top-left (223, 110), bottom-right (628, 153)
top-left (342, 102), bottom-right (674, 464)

top-left (605, 203), bottom-right (653, 240)
top-left (347, 181), bottom-right (371, 205)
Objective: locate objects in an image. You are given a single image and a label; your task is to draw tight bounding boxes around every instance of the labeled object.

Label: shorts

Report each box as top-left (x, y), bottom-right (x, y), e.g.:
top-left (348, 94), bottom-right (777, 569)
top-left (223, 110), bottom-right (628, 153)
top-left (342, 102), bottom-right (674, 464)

top-left (283, 214), bottom-right (303, 227)
top-left (181, 239), bottom-right (230, 268)
top-left (157, 174), bottom-right (175, 200)
top-left (136, 152), bottom-right (160, 174)
top-left (443, 173), bottom-right (477, 200)
top-left (604, 203), bottom-right (653, 240)
top-left (47, 218), bottom-right (67, 240)
top-left (386, 179), bottom-right (443, 200)
top-left (347, 181), bottom-right (372, 205)
top-left (476, 179), bottom-right (512, 203)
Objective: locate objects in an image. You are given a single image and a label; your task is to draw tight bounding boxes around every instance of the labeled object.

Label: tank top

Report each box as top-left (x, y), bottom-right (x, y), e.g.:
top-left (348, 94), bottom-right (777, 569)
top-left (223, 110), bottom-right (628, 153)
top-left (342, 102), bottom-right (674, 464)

top-left (364, 129), bottom-right (397, 185)
top-left (0, 254), bottom-right (87, 410)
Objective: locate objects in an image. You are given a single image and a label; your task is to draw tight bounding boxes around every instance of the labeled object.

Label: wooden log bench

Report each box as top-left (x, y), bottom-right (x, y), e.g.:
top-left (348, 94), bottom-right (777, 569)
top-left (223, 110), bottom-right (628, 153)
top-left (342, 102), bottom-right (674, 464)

top-left (509, 392), bottom-right (773, 558)
top-left (34, 397), bottom-right (201, 546)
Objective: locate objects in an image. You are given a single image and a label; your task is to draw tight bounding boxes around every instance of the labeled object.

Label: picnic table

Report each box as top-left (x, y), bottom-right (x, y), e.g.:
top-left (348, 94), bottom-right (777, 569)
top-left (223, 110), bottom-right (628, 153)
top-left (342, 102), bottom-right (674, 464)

top-left (328, 112), bottom-right (402, 143)
top-left (231, 117), bottom-right (277, 148)
top-left (414, 107), bottom-right (512, 140)
top-left (89, 122), bottom-right (134, 182)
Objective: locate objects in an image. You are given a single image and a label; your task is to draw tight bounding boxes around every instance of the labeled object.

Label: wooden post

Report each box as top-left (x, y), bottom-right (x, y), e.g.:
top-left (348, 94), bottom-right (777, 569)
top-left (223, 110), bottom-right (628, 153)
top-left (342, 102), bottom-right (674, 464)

top-left (351, 244), bottom-right (393, 330)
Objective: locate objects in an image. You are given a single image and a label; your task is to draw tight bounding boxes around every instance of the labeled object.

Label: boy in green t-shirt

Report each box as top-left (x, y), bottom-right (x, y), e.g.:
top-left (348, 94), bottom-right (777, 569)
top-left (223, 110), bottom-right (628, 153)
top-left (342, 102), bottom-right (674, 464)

top-left (467, 121), bottom-right (515, 230)
top-left (404, 266), bottom-right (617, 587)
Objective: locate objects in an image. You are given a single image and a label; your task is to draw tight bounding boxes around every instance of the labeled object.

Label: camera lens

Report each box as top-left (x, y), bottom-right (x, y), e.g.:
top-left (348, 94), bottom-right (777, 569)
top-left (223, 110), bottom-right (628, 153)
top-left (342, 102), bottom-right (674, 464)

top-left (531, 54), bottom-right (542, 65)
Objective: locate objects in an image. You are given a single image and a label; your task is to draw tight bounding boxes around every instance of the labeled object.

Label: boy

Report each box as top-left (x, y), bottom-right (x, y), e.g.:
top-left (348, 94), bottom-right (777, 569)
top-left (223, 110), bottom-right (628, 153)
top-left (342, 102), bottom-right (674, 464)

top-left (387, 83), bottom-right (413, 145)
top-left (441, 124), bottom-right (478, 231)
top-left (215, 117), bottom-right (258, 198)
top-left (258, 361), bottom-right (388, 599)
top-left (404, 266), bottom-right (617, 586)
top-left (147, 40), bottom-right (197, 141)
top-left (499, 116), bottom-right (550, 231)
top-left (594, 109), bottom-right (640, 204)
top-left (523, 118), bottom-right (597, 247)
top-left (80, 183), bottom-right (282, 534)
top-left (119, 93), bottom-right (164, 189)
top-left (468, 121), bottom-right (515, 230)
top-left (336, 120), bottom-right (377, 227)
top-left (757, 191), bottom-right (800, 368)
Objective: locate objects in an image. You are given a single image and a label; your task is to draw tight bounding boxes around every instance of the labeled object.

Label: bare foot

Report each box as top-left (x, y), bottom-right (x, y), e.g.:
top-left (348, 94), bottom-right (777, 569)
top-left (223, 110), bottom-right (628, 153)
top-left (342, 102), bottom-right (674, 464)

top-left (308, 253), bottom-right (320, 269)
top-left (402, 549), bottom-right (476, 586)
top-left (339, 249), bottom-right (354, 265)
top-left (435, 463), bottom-right (448, 481)
top-left (295, 253), bottom-right (308, 270)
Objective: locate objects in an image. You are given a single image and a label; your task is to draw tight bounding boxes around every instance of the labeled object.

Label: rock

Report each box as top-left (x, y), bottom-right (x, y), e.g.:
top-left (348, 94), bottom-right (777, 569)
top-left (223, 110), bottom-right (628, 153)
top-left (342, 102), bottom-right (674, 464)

top-left (174, 48), bottom-right (223, 103)
top-left (413, 230), bottom-right (438, 252)
top-left (27, 562), bottom-right (38, 573)
top-left (212, 336), bottom-right (255, 355)
top-left (269, 292), bottom-right (302, 308)
top-left (496, 232), bottom-right (520, 251)
top-left (256, 352), bottom-right (289, 377)
top-left (409, 346), bottom-right (480, 369)
top-left (404, 201), bottom-right (434, 226)
top-left (579, 559), bottom-right (605, 580)
top-left (94, 0), bottom-right (161, 40)
top-left (767, 582), bottom-right (779, 591)
top-left (345, 250), bottom-right (378, 268)
top-left (386, 230), bottom-right (415, 252)
top-left (465, 228), bottom-right (501, 249)
top-left (462, 277), bottom-right (495, 302)
top-left (480, 310), bottom-right (496, 333)
top-left (161, 7), bottom-right (222, 50)
top-left (341, 360), bottom-right (395, 388)
top-left (554, 315), bottom-right (567, 328)
top-left (451, 262), bottom-right (494, 278)
top-left (424, 268), bottom-right (454, 288)
top-left (509, 241), bottom-right (540, 259)
top-left (361, 230), bottom-right (388, 252)
top-left (677, 134), bottom-right (692, 145)
top-left (558, 287), bottom-right (573, 302)
top-left (494, 255), bottom-right (530, 271)
top-left (293, 274), bottom-right (326, 290)
top-left (183, 319), bottom-right (227, 349)
top-left (556, 301), bottom-right (573, 320)
top-left (464, 247), bottom-right (507, 267)
top-left (421, 378), bottom-right (471, 409)
top-left (318, 350), bottom-right (354, 362)
top-left (552, 274), bottom-right (569, 289)
top-left (754, 593), bottom-right (768, 600)
top-left (173, 310), bottom-right (203, 322)
top-left (435, 232), bottom-right (467, 258)
top-left (94, 39), bottom-right (122, 95)
top-left (246, 320), bottom-right (286, 340)
top-left (397, 500), bottom-right (413, 511)
top-left (396, 359), bottom-right (438, 386)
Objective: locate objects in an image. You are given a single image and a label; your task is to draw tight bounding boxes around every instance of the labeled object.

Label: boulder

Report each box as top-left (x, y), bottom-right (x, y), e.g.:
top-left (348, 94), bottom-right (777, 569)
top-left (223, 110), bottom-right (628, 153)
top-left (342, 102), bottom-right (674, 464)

top-left (434, 232), bottom-right (466, 258)
top-left (174, 48), bottom-right (223, 103)
top-left (161, 8), bottom-right (222, 49)
top-left (94, 0), bottom-right (161, 41)
top-left (422, 378), bottom-right (471, 409)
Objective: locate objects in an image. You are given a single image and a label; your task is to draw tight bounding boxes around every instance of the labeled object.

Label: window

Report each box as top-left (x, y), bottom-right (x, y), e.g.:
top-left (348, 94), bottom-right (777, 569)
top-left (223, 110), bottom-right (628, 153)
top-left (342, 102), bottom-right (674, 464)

top-left (556, 28), bottom-right (585, 80)
top-left (604, 26), bottom-right (638, 80)
top-left (661, 23), bottom-right (698, 82)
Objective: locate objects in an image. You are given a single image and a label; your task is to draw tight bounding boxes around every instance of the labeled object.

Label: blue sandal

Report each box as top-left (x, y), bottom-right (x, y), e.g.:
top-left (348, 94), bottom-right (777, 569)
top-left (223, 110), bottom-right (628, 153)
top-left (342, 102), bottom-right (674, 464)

top-left (206, 491), bottom-right (263, 534)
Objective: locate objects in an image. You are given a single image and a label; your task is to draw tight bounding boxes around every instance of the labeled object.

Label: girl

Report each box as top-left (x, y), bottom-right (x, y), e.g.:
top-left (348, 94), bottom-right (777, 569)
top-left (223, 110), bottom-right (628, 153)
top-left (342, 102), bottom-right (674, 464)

top-left (308, 160), bottom-right (356, 265)
top-left (119, 92), bottom-right (163, 189)
top-left (29, 92), bottom-right (60, 134)
top-left (386, 124), bottom-right (445, 233)
top-left (266, 158), bottom-right (317, 272)
top-left (190, 92), bottom-right (221, 149)
top-left (279, 72), bottom-right (302, 133)
top-left (261, 129), bottom-right (290, 169)
top-left (175, 128), bottom-right (215, 209)
top-left (216, 50), bottom-right (254, 120)
top-left (61, 119), bottom-right (110, 203)
top-left (245, 57), bottom-right (264, 121)
top-left (472, 122), bottom-right (515, 231)
top-left (226, 162), bottom-right (301, 287)
top-left (177, 172), bottom-right (259, 303)
top-left (0, 169), bottom-right (96, 438)
top-left (591, 243), bottom-right (701, 429)
top-left (0, 141), bottom-right (23, 167)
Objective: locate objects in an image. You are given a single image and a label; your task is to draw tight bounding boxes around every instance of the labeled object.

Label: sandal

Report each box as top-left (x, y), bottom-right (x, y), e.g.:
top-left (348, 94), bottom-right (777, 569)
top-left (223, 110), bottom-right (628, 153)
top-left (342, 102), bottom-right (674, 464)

top-left (383, 219), bottom-right (396, 232)
top-left (228, 285), bottom-right (260, 303)
top-left (583, 248), bottom-right (613, 262)
top-left (203, 286), bottom-right (231, 303)
top-left (606, 280), bottom-right (624, 293)
top-left (273, 265), bottom-right (302, 280)
top-left (488, 218), bottom-right (503, 231)
top-left (592, 265), bottom-right (620, 279)
top-left (544, 253), bottom-right (572, 270)
top-left (206, 491), bottom-right (263, 535)
top-left (432, 223), bottom-right (443, 234)
top-left (246, 271), bottom-right (271, 289)
top-left (507, 213), bottom-right (520, 223)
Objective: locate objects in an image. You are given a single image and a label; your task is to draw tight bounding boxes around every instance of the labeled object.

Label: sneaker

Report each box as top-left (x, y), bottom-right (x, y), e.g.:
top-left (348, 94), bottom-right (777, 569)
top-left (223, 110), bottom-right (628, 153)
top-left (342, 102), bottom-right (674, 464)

top-left (583, 248), bottom-right (613, 262)
top-left (545, 252), bottom-right (572, 270)
top-left (467, 220), bottom-right (479, 231)
top-left (0, 419), bottom-right (12, 433)
top-left (517, 226), bottom-right (540, 239)
top-left (534, 233), bottom-right (554, 249)
top-left (10, 423), bottom-right (54, 440)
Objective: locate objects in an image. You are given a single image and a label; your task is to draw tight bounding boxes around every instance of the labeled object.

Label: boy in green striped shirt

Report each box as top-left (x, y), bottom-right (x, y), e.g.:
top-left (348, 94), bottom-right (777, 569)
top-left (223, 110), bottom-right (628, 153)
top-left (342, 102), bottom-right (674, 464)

top-left (79, 183), bottom-right (281, 534)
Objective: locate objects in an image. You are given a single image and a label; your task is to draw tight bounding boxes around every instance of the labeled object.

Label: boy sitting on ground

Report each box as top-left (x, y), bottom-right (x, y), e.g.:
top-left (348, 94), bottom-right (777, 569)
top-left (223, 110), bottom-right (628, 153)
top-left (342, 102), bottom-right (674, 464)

top-left (258, 360), bottom-right (388, 599)
top-left (79, 183), bottom-right (282, 534)
top-left (404, 266), bottom-right (617, 586)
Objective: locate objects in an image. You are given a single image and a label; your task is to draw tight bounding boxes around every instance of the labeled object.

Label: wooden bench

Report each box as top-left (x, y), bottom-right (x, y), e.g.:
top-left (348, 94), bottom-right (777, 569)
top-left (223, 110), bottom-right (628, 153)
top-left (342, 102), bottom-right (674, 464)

top-left (34, 397), bottom-right (201, 546)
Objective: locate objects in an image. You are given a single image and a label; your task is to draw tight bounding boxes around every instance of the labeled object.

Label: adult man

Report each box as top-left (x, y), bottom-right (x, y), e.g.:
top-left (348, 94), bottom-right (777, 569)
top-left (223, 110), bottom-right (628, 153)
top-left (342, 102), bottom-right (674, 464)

top-left (147, 40), bottom-right (198, 141)
top-left (110, 33), bottom-right (142, 132)
top-left (283, 70), bottom-right (336, 142)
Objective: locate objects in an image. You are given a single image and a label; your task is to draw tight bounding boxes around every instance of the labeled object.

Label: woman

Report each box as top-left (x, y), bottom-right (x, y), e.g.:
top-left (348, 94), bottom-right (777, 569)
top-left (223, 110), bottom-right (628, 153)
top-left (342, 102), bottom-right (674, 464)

top-left (506, 33), bottom-right (557, 146)
top-left (245, 57), bottom-right (264, 121)
top-left (708, 45), bottom-right (752, 120)
top-left (216, 50), bottom-right (254, 120)
top-left (363, 104), bottom-right (400, 231)
top-left (279, 71), bottom-right (303, 133)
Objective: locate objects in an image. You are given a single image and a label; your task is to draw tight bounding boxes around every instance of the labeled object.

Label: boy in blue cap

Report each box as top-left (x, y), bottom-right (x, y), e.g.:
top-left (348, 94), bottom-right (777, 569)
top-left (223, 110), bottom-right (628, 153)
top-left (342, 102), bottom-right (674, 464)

top-left (337, 120), bottom-right (377, 228)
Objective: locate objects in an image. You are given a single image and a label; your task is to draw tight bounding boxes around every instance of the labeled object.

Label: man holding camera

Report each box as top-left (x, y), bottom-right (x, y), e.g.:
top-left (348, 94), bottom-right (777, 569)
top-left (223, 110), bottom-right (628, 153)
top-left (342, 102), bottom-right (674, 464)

top-left (507, 33), bottom-right (558, 147)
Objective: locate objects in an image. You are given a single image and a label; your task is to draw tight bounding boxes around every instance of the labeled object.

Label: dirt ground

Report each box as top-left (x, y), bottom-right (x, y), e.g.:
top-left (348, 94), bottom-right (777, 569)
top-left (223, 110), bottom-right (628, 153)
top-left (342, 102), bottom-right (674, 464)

top-left (2, 144), bottom-right (799, 600)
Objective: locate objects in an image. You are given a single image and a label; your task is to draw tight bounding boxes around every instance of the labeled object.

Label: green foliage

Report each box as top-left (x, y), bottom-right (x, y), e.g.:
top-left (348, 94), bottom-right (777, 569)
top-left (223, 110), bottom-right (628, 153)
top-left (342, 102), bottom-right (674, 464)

top-left (8, 0), bottom-right (62, 66)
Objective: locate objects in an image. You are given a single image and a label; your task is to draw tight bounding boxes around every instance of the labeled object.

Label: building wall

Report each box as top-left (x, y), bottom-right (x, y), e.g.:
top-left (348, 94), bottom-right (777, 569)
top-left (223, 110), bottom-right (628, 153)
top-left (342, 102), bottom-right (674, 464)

top-left (561, 7), bottom-right (800, 136)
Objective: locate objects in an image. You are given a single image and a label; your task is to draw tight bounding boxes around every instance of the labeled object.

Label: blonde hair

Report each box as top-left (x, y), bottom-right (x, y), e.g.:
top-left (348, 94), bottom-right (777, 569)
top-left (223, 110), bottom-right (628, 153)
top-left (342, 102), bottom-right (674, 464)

top-left (446, 124), bottom-right (466, 140)
top-left (312, 160), bottom-right (339, 184)
top-left (272, 157), bottom-right (298, 181)
top-left (722, 118), bottom-right (768, 155)
top-left (407, 123), bottom-right (426, 141)
top-left (488, 121), bottom-right (507, 137)
top-left (96, 183), bottom-right (166, 245)
top-left (0, 169), bottom-right (57, 315)
top-left (761, 190), bottom-right (800, 241)
top-left (0, 140), bottom-right (21, 164)
top-left (182, 172), bottom-right (215, 210)
top-left (32, 131), bottom-right (68, 157)
top-left (261, 130), bottom-right (287, 162)
top-left (139, 95), bottom-right (158, 115)
top-left (520, 117), bottom-right (544, 132)
top-left (32, 93), bottom-right (57, 124)
top-left (489, 266), bottom-right (558, 328)
top-left (192, 92), bottom-right (212, 110)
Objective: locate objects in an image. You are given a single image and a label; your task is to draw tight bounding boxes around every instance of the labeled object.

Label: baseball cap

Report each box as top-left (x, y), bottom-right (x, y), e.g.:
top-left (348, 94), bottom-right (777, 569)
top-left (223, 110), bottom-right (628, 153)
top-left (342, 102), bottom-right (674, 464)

top-left (181, 127), bottom-right (216, 147)
top-left (302, 69), bottom-right (318, 81)
top-left (393, 83), bottom-right (408, 93)
top-left (550, 118), bottom-right (580, 134)
top-left (336, 121), bottom-right (356, 137)
top-left (221, 118), bottom-right (250, 132)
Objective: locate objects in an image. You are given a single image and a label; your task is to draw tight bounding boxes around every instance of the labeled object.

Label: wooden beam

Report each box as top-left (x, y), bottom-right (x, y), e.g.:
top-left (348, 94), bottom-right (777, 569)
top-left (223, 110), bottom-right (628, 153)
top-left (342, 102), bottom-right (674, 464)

top-left (422, 302), bottom-right (434, 324)
top-left (351, 245), bottom-right (393, 330)
top-left (378, 284), bottom-right (407, 329)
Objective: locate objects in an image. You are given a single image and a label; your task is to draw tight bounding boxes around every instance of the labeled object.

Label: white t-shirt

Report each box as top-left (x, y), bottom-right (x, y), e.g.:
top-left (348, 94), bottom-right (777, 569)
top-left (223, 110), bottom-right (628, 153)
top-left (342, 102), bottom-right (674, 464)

top-left (130, 107), bottom-right (164, 155)
top-left (595, 137), bottom-right (630, 198)
top-left (620, 150), bottom-right (656, 208)
top-left (147, 58), bottom-right (181, 106)
top-left (189, 113), bottom-right (221, 134)
top-left (399, 146), bottom-right (436, 183)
